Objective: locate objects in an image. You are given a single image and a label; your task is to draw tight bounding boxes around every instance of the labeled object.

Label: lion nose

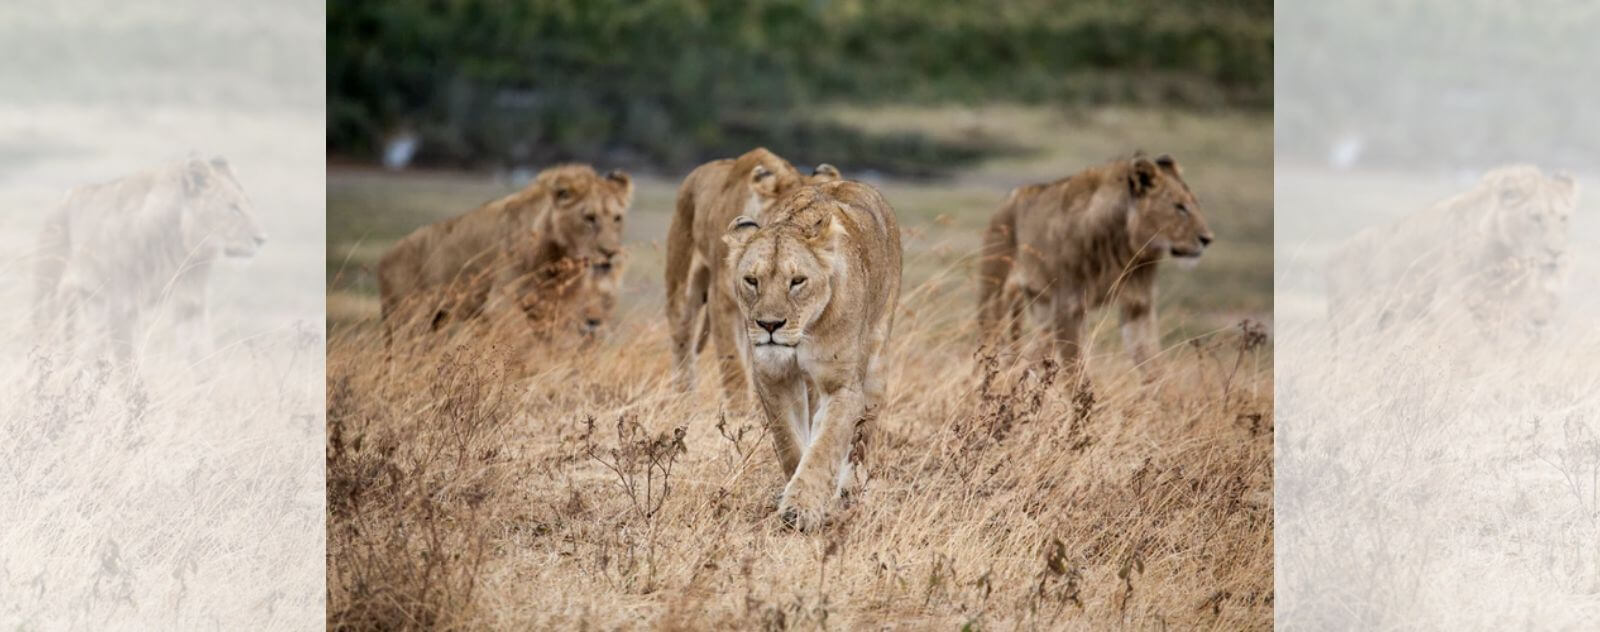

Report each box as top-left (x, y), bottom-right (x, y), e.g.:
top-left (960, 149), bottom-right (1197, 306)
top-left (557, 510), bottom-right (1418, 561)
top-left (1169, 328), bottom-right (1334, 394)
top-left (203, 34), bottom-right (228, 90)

top-left (1198, 234), bottom-right (1213, 247)
top-left (599, 245), bottom-right (619, 258)
top-left (757, 319), bottom-right (786, 334)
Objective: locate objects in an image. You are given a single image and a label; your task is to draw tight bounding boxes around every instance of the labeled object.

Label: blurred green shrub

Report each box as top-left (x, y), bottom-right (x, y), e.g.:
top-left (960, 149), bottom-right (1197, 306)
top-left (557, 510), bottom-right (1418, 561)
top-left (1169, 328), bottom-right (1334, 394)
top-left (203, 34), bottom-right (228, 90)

top-left (328, 0), bottom-right (1271, 174)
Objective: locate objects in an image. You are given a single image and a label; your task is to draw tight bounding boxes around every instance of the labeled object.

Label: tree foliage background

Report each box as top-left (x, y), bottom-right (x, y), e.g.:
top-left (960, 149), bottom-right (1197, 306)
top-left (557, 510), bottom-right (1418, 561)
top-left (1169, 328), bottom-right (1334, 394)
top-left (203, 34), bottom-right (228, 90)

top-left (327, 0), bottom-right (1271, 174)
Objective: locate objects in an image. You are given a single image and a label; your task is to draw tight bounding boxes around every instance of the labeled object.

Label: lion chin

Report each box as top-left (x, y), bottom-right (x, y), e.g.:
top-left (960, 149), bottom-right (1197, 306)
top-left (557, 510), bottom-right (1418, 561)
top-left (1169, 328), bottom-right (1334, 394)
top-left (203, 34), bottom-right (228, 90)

top-left (1171, 253), bottom-right (1202, 270)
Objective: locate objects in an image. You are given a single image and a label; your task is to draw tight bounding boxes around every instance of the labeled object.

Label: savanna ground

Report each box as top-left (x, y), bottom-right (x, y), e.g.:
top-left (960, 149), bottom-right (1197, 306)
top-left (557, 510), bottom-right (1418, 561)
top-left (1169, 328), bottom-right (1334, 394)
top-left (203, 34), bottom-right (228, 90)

top-left (0, 2), bottom-right (323, 628)
top-left (327, 106), bottom-right (1273, 629)
top-left (1276, 164), bottom-right (1600, 627)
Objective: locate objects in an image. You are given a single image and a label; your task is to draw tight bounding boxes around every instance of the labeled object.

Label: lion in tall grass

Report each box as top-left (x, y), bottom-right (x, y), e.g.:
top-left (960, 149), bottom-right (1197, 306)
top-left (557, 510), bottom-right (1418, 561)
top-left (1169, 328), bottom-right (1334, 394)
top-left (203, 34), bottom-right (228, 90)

top-left (33, 156), bottom-right (267, 367)
top-left (1324, 165), bottom-right (1578, 341)
top-left (722, 181), bottom-right (902, 531)
top-left (977, 154), bottom-right (1214, 375)
top-left (663, 148), bottom-right (840, 404)
top-left (377, 164), bottom-right (632, 344)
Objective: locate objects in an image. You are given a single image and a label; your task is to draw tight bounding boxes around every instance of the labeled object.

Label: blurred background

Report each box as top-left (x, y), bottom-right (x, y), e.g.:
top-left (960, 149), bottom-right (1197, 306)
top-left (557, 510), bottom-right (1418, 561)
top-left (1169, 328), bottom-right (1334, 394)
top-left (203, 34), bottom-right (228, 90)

top-left (326, 0), bottom-right (1273, 346)
top-left (328, 0), bottom-right (1270, 174)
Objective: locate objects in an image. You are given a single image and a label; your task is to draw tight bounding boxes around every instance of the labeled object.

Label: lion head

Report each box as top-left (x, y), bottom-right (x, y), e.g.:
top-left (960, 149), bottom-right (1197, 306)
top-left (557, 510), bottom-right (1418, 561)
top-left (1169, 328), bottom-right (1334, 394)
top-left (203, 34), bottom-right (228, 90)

top-left (722, 189), bottom-right (844, 352)
top-left (181, 156), bottom-right (265, 258)
top-left (1125, 154), bottom-right (1214, 263)
top-left (739, 148), bottom-right (842, 223)
top-left (576, 255), bottom-right (624, 337)
top-left (533, 165), bottom-right (634, 265)
top-left (1475, 165), bottom-right (1578, 266)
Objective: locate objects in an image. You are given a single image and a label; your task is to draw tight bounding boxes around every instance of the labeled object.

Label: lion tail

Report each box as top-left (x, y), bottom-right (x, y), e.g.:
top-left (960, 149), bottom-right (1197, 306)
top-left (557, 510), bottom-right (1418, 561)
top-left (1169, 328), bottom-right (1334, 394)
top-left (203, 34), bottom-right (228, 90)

top-left (976, 189), bottom-right (1021, 336)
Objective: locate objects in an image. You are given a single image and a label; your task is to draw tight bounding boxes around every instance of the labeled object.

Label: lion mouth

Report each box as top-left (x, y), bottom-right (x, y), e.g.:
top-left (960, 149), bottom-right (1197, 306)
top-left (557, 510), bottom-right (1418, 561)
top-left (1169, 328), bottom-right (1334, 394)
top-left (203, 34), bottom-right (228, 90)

top-left (1169, 247), bottom-right (1202, 258)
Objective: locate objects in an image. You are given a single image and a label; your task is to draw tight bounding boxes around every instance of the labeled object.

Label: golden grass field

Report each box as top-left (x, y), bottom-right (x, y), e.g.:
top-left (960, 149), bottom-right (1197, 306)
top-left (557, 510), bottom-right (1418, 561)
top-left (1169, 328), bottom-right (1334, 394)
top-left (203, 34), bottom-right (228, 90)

top-left (326, 106), bottom-right (1273, 629)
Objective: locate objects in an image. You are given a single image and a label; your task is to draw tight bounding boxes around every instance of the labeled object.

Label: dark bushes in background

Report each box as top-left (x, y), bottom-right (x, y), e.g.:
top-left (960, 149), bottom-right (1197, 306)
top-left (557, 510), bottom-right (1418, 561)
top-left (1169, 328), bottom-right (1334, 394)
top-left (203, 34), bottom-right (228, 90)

top-left (327, 0), bottom-right (1271, 175)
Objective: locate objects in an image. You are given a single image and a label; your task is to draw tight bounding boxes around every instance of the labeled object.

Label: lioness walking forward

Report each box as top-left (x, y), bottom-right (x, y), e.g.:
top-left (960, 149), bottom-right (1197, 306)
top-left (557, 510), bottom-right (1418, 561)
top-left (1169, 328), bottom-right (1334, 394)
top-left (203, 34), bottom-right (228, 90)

top-left (978, 154), bottom-right (1213, 376)
top-left (665, 148), bottom-right (840, 405)
top-left (722, 180), bottom-right (902, 531)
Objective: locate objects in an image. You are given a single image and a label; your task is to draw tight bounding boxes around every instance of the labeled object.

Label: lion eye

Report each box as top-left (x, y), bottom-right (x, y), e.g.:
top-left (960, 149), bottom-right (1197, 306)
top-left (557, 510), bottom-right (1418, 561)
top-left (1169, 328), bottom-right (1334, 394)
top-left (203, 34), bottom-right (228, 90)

top-left (790, 276), bottom-right (806, 288)
top-left (744, 276), bottom-right (758, 288)
top-left (585, 213), bottom-right (598, 224)
top-left (1175, 203), bottom-right (1190, 216)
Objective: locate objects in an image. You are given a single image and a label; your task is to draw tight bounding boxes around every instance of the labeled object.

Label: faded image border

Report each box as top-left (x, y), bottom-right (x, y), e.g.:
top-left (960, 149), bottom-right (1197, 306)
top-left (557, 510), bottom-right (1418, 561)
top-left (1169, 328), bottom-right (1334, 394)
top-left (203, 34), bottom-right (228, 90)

top-left (1, 1), bottom-right (324, 629)
top-left (1277, 1), bottom-right (1600, 628)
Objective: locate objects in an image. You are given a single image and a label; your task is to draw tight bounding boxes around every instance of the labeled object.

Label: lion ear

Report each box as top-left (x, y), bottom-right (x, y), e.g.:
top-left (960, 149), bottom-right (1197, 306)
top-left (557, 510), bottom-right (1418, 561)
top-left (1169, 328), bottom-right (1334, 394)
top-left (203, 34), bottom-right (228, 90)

top-left (552, 183), bottom-right (576, 204)
top-left (811, 163), bottom-right (841, 182)
top-left (1153, 154), bottom-right (1179, 174)
top-left (606, 169), bottom-right (633, 196)
top-left (722, 215), bottom-right (761, 249)
top-left (750, 164), bottom-right (780, 197)
top-left (1128, 158), bottom-right (1159, 197)
top-left (804, 213), bottom-right (847, 250)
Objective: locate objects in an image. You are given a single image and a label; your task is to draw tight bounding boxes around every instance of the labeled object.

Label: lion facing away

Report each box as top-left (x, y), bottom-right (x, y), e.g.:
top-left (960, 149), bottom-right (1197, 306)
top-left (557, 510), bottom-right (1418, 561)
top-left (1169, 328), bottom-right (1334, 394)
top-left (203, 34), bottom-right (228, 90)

top-left (664, 148), bottom-right (840, 403)
top-left (722, 180), bottom-right (902, 531)
top-left (1324, 165), bottom-right (1577, 342)
top-left (377, 164), bottom-right (632, 344)
top-left (33, 156), bottom-right (266, 369)
top-left (977, 154), bottom-right (1214, 376)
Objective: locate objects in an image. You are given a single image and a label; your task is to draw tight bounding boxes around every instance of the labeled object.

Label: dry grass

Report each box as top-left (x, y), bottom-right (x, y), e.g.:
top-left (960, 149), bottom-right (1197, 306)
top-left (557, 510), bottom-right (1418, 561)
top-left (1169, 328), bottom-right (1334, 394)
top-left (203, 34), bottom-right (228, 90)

top-left (326, 105), bottom-right (1273, 629)
top-left (327, 249), bottom-right (1272, 631)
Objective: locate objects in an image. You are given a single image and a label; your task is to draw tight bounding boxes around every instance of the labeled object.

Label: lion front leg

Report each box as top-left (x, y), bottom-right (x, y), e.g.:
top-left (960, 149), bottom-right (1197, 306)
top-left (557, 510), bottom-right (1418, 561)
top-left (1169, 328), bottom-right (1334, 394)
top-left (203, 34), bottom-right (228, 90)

top-left (779, 384), bottom-right (866, 531)
top-left (1050, 291), bottom-right (1087, 380)
top-left (710, 287), bottom-right (751, 411)
top-left (753, 372), bottom-right (807, 479)
top-left (1119, 289), bottom-right (1158, 378)
top-left (670, 260), bottom-right (710, 392)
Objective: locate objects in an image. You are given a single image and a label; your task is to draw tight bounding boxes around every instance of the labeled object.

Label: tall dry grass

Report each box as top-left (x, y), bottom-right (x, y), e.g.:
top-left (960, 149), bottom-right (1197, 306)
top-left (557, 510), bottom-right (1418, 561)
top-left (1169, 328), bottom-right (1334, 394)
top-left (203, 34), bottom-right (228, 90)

top-left (327, 238), bottom-right (1273, 629)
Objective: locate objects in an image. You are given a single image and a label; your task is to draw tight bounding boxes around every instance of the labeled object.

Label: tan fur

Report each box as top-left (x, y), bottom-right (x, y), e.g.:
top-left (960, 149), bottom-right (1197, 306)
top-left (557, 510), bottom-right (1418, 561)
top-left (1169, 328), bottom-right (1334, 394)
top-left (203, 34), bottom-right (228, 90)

top-left (722, 181), bottom-right (902, 531)
top-left (33, 156), bottom-right (266, 368)
top-left (377, 164), bottom-right (632, 345)
top-left (977, 154), bottom-right (1214, 375)
top-left (663, 148), bottom-right (841, 404)
top-left (1325, 165), bottom-right (1578, 339)
top-left (569, 255), bottom-right (625, 342)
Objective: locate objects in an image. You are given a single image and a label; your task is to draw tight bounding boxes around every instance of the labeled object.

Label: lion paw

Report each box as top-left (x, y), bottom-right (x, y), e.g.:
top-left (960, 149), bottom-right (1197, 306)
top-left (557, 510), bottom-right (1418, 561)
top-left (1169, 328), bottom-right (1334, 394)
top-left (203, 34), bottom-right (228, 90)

top-left (777, 484), bottom-right (829, 532)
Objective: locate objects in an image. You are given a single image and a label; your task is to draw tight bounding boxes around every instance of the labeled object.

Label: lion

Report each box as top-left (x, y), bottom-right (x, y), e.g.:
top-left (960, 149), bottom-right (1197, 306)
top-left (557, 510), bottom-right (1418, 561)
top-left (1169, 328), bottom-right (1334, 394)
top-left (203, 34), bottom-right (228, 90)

top-left (664, 147), bottom-right (840, 404)
top-left (537, 253), bottom-right (625, 343)
top-left (33, 156), bottom-right (266, 369)
top-left (722, 180), bottom-right (902, 531)
top-left (1324, 165), bottom-right (1577, 341)
top-left (977, 154), bottom-right (1214, 375)
top-left (377, 164), bottom-right (632, 344)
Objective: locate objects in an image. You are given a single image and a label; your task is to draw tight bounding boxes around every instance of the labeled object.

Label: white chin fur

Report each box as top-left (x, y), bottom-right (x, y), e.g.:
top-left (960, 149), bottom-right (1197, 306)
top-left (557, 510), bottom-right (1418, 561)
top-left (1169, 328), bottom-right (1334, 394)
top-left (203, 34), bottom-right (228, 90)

top-left (1172, 255), bottom-right (1201, 270)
